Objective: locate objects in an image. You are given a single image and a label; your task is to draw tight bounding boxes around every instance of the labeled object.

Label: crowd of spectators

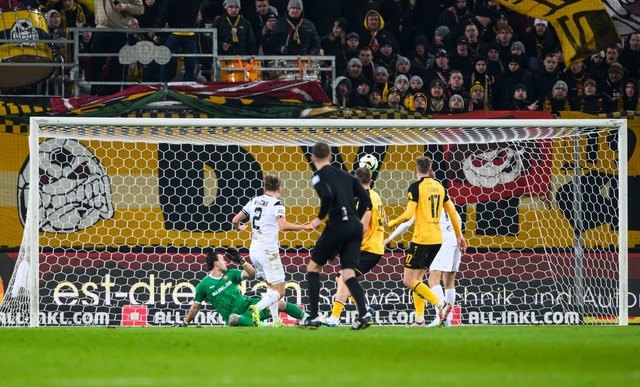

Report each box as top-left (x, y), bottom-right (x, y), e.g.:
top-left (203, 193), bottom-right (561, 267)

top-left (1, 0), bottom-right (639, 114)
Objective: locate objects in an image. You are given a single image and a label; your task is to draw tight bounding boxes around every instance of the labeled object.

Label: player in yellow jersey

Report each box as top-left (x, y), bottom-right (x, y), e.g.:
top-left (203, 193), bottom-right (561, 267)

top-left (324, 167), bottom-right (386, 327)
top-left (388, 156), bottom-right (467, 327)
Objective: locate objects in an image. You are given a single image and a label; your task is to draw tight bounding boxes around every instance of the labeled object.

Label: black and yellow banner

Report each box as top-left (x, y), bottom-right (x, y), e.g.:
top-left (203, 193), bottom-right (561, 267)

top-left (495, 0), bottom-right (620, 65)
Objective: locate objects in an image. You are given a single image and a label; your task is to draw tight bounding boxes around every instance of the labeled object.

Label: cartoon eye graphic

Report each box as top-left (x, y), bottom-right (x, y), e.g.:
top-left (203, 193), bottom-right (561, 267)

top-left (18, 139), bottom-right (114, 233)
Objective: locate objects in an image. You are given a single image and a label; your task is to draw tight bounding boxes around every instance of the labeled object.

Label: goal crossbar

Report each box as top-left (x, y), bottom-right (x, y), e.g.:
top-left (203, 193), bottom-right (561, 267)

top-left (32, 117), bottom-right (625, 146)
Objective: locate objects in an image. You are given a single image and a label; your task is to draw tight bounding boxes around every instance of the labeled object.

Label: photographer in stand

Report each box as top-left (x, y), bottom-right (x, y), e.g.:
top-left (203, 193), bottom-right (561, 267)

top-left (90, 0), bottom-right (144, 96)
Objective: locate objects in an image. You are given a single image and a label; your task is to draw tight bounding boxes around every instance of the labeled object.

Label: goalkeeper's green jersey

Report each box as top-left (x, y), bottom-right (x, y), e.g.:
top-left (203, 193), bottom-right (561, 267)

top-left (193, 269), bottom-right (252, 324)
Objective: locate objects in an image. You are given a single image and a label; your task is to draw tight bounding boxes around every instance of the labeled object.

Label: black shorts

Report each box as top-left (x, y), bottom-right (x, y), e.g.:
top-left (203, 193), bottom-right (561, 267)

top-left (355, 251), bottom-right (382, 276)
top-left (404, 242), bottom-right (441, 270)
top-left (311, 218), bottom-right (363, 270)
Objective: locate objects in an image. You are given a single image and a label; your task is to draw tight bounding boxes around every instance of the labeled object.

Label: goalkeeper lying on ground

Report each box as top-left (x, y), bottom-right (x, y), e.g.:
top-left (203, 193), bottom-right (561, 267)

top-left (175, 248), bottom-right (308, 327)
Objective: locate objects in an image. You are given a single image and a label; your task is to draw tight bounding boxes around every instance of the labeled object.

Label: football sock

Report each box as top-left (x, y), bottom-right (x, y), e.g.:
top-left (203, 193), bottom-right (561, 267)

top-left (345, 277), bottom-right (367, 316)
top-left (256, 289), bottom-right (281, 311)
top-left (331, 300), bottom-right (345, 319)
top-left (431, 285), bottom-right (444, 319)
top-left (307, 271), bottom-right (320, 318)
top-left (284, 302), bottom-right (306, 319)
top-left (413, 291), bottom-right (425, 323)
top-left (269, 302), bottom-right (280, 323)
top-left (412, 281), bottom-right (441, 307)
top-left (445, 288), bottom-right (456, 305)
top-left (445, 288), bottom-right (456, 320)
top-left (349, 295), bottom-right (356, 305)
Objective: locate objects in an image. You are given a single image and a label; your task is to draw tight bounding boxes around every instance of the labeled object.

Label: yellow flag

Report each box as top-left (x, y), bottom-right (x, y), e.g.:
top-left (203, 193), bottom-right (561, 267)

top-left (494, 0), bottom-right (620, 65)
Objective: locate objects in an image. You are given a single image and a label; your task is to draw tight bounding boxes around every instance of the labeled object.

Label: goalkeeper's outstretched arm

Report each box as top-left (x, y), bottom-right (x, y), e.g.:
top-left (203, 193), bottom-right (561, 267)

top-left (184, 302), bottom-right (201, 324)
top-left (175, 302), bottom-right (201, 327)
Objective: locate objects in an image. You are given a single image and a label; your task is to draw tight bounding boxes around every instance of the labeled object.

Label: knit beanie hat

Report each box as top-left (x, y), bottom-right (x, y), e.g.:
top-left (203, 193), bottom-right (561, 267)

top-left (288, 0), bottom-right (303, 11)
top-left (224, 0), bottom-right (241, 8)
top-left (409, 75), bottom-right (423, 87)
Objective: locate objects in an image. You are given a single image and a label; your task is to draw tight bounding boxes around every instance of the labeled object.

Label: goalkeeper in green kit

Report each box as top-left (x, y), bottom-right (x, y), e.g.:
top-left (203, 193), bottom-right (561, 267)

top-left (175, 247), bottom-right (308, 327)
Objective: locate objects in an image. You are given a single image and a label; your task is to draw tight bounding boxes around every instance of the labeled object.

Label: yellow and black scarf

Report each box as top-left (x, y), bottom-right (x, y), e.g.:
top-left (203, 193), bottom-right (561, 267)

top-left (60, 3), bottom-right (86, 28)
top-left (287, 18), bottom-right (303, 45)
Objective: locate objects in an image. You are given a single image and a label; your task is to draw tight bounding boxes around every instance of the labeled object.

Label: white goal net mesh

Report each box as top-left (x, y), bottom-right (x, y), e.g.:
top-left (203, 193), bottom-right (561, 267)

top-left (0, 118), bottom-right (628, 326)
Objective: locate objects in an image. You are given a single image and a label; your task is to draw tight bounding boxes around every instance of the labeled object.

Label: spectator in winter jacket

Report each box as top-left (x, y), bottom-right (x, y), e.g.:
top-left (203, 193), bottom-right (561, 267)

top-left (358, 9), bottom-right (398, 54)
top-left (569, 78), bottom-right (605, 113)
top-left (541, 80), bottom-right (570, 112)
top-left (531, 52), bottom-right (560, 103)
top-left (506, 83), bottom-right (538, 111)
top-left (213, 0), bottom-right (258, 55)
top-left (272, 0), bottom-right (321, 56)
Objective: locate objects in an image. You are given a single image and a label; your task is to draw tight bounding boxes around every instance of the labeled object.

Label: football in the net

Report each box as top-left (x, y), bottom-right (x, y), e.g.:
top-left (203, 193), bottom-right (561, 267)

top-left (358, 154), bottom-right (379, 172)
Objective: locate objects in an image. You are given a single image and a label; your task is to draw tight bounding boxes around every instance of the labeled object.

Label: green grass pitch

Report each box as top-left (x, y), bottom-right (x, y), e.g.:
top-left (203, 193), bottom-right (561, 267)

top-left (1, 326), bottom-right (638, 386)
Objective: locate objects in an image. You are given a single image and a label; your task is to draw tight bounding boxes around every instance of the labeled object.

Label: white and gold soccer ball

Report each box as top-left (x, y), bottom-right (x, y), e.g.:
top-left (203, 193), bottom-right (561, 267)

top-left (358, 154), bottom-right (378, 172)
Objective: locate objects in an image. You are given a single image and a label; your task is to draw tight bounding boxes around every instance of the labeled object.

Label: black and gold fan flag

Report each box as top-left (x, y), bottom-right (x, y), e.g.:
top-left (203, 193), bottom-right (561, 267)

top-left (494, 0), bottom-right (620, 65)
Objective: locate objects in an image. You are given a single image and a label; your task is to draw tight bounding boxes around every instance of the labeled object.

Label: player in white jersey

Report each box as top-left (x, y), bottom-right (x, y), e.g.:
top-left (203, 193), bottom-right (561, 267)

top-left (384, 208), bottom-right (463, 327)
top-left (232, 174), bottom-right (314, 325)
top-left (425, 208), bottom-right (462, 327)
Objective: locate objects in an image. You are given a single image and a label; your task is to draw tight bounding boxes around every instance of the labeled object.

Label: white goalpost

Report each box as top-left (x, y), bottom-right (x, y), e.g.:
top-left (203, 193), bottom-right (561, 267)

top-left (0, 117), bottom-right (629, 327)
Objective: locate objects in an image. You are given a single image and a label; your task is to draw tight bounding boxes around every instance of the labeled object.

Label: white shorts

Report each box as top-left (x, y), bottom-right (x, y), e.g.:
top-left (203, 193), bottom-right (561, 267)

top-left (249, 245), bottom-right (285, 284)
top-left (430, 245), bottom-right (461, 272)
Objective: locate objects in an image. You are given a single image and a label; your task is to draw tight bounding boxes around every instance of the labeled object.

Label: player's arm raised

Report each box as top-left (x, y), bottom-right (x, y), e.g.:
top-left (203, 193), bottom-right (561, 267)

top-left (226, 247), bottom-right (257, 279)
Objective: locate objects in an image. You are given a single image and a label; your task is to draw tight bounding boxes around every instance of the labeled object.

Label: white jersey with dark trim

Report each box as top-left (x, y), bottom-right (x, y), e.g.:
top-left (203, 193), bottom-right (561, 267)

top-left (241, 194), bottom-right (285, 248)
top-left (440, 208), bottom-right (461, 248)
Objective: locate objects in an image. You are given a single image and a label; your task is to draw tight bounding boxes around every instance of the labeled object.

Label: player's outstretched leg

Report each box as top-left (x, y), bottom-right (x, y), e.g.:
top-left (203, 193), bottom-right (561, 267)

top-left (437, 302), bottom-right (452, 327)
top-left (248, 305), bottom-right (260, 326)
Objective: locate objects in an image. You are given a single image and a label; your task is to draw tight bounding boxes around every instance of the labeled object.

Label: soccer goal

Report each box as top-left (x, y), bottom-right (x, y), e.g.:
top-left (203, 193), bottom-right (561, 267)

top-left (0, 117), bottom-right (629, 327)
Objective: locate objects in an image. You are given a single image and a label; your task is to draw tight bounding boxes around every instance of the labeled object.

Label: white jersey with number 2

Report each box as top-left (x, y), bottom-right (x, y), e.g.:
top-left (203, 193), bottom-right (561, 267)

top-left (241, 194), bottom-right (286, 283)
top-left (241, 194), bottom-right (284, 248)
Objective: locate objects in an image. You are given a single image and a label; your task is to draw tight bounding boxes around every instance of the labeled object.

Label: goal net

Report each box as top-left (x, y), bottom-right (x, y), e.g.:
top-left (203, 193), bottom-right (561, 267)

top-left (0, 117), bottom-right (629, 327)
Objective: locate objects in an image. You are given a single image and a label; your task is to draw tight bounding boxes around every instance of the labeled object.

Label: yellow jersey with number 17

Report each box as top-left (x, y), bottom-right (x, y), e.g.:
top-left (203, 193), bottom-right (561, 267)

top-left (361, 189), bottom-right (385, 255)
top-left (408, 177), bottom-right (450, 245)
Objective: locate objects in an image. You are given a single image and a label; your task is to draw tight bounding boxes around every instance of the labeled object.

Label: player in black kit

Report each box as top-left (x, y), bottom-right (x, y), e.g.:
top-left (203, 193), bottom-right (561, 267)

top-left (296, 142), bottom-right (373, 330)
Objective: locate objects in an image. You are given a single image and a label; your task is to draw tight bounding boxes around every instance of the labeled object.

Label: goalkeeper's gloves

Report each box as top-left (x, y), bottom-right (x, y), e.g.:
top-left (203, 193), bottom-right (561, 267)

top-left (226, 247), bottom-right (246, 265)
top-left (174, 319), bottom-right (188, 327)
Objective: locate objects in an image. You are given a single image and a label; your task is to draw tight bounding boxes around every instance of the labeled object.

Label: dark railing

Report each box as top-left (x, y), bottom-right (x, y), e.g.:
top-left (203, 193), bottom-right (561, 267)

top-left (0, 25), bottom-right (336, 100)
